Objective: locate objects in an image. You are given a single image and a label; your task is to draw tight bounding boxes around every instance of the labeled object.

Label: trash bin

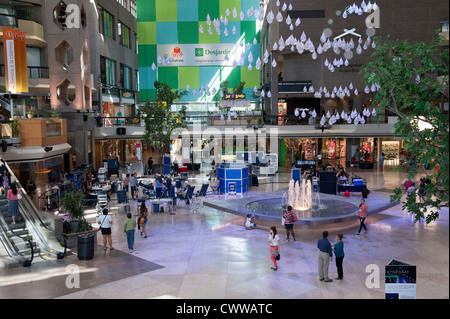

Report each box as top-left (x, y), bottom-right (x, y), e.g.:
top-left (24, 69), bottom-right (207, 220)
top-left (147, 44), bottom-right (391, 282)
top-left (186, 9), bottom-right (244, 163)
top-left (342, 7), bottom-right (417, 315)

top-left (153, 201), bottom-right (160, 213)
top-left (77, 233), bottom-right (95, 260)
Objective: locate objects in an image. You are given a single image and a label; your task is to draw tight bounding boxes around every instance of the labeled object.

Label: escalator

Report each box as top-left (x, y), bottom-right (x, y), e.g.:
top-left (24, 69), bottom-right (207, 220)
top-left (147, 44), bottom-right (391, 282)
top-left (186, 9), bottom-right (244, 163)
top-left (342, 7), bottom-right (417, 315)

top-left (0, 157), bottom-right (66, 267)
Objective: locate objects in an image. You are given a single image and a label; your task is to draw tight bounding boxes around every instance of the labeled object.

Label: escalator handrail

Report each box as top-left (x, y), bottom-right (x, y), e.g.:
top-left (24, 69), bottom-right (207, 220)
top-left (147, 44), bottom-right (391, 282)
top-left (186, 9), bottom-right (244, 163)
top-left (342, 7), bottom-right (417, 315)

top-left (0, 158), bottom-right (67, 259)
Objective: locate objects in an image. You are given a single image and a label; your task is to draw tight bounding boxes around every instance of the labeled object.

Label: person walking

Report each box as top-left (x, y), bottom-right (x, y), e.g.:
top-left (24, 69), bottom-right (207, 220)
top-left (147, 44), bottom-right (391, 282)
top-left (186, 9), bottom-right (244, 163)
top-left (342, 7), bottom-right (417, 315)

top-left (357, 199), bottom-right (368, 235)
top-left (97, 208), bottom-right (114, 251)
top-left (268, 226), bottom-right (280, 271)
top-left (123, 212), bottom-right (136, 253)
top-left (26, 177), bottom-right (36, 200)
top-left (317, 231), bottom-right (333, 282)
top-left (7, 183), bottom-right (21, 224)
top-left (379, 152), bottom-right (385, 171)
top-left (130, 172), bottom-right (138, 199)
top-left (138, 202), bottom-right (148, 238)
top-left (333, 232), bottom-right (345, 280)
top-left (123, 173), bottom-right (130, 197)
top-left (283, 205), bottom-right (296, 241)
top-left (147, 157), bottom-right (153, 176)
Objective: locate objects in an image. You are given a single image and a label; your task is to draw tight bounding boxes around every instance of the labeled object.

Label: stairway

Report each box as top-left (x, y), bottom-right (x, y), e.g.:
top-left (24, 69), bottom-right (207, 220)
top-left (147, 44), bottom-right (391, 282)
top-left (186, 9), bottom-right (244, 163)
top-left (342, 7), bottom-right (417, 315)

top-left (0, 194), bottom-right (41, 268)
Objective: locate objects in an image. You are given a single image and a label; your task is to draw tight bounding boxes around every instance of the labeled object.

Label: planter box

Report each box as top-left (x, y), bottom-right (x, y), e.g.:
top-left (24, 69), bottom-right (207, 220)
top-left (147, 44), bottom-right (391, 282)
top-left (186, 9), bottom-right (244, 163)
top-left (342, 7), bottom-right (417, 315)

top-left (64, 229), bottom-right (99, 248)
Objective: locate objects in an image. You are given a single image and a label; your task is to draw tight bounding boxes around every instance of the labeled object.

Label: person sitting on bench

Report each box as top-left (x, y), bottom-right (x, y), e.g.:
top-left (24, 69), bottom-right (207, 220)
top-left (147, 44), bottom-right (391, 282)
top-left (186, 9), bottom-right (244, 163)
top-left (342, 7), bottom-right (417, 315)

top-left (211, 178), bottom-right (220, 193)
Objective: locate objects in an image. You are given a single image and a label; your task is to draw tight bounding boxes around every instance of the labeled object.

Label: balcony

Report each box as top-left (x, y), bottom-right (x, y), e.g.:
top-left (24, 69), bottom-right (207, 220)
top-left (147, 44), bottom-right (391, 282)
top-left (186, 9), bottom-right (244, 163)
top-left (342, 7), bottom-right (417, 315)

top-left (94, 113), bottom-right (397, 141)
top-left (17, 19), bottom-right (46, 47)
top-left (1, 118), bottom-right (71, 163)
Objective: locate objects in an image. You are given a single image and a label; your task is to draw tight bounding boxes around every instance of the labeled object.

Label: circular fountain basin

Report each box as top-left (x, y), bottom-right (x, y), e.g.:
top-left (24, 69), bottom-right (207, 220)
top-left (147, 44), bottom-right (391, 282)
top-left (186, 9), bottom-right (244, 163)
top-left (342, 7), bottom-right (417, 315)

top-left (245, 198), bottom-right (358, 224)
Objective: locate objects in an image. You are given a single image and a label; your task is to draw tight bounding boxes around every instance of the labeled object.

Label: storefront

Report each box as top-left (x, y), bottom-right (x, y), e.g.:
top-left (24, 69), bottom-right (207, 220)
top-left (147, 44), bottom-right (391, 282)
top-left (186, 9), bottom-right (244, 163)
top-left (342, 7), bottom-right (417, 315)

top-left (380, 138), bottom-right (403, 165)
top-left (95, 139), bottom-right (145, 169)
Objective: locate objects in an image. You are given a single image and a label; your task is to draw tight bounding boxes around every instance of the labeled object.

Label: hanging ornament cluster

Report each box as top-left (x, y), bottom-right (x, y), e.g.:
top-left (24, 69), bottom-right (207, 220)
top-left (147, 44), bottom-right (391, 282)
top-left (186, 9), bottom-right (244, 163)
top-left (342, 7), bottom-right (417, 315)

top-left (294, 105), bottom-right (378, 127)
top-left (341, 1), bottom-right (379, 19)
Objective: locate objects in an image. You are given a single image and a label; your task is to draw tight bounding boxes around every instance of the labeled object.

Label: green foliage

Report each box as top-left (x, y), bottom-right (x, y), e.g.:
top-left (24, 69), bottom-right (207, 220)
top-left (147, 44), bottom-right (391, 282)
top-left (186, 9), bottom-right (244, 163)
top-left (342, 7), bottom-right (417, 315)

top-left (141, 81), bottom-right (187, 169)
top-left (232, 81), bottom-right (246, 94)
top-left (11, 120), bottom-right (20, 137)
top-left (60, 189), bottom-right (85, 221)
top-left (363, 31), bottom-right (449, 223)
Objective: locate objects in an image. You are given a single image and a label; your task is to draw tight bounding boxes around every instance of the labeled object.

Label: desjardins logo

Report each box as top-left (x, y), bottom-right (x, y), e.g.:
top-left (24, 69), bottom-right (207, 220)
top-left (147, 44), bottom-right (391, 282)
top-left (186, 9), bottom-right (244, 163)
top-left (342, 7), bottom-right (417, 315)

top-left (195, 47), bottom-right (231, 57)
top-left (195, 48), bottom-right (204, 57)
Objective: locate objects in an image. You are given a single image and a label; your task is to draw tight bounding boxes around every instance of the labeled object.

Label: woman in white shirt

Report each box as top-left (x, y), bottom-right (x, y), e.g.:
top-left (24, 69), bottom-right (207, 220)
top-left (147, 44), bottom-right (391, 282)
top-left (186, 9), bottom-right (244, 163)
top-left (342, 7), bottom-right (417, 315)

top-left (268, 226), bottom-right (280, 270)
top-left (97, 208), bottom-right (114, 251)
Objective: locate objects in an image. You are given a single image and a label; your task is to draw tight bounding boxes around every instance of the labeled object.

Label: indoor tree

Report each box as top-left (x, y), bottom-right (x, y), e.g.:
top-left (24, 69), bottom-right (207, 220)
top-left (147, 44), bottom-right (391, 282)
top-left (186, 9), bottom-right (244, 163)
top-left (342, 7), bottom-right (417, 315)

top-left (141, 81), bottom-right (187, 173)
top-left (362, 31), bottom-right (449, 223)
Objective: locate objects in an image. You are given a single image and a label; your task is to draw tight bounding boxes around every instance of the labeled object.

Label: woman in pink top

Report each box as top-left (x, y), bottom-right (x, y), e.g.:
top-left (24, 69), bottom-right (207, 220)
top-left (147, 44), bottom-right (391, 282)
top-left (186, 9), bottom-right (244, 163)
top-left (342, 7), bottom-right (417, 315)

top-left (7, 183), bottom-right (21, 224)
top-left (357, 199), bottom-right (368, 235)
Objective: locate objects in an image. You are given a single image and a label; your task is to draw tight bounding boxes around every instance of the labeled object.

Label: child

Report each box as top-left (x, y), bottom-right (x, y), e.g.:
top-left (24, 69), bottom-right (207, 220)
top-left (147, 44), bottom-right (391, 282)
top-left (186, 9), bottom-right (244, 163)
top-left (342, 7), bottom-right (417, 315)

top-left (333, 232), bottom-right (345, 280)
top-left (245, 214), bottom-right (255, 230)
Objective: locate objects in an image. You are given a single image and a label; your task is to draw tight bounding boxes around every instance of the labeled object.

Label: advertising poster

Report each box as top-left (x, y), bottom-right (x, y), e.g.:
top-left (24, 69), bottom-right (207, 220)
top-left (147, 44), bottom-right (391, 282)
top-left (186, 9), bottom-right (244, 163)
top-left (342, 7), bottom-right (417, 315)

top-left (385, 259), bottom-right (417, 299)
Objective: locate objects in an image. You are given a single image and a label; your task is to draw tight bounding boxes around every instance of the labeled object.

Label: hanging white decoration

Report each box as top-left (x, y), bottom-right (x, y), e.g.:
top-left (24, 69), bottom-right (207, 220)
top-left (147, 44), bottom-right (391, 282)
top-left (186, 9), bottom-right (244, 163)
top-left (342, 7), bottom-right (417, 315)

top-left (151, 62), bottom-right (156, 70)
top-left (311, 109), bottom-right (317, 118)
top-left (240, 11), bottom-right (245, 20)
top-left (276, 11), bottom-right (283, 22)
top-left (267, 91), bottom-right (272, 98)
top-left (282, 2), bottom-right (287, 11)
top-left (295, 17), bottom-right (301, 26)
top-left (294, 108), bottom-right (300, 116)
top-left (248, 63), bottom-right (252, 71)
top-left (199, 24), bottom-right (204, 33)
top-left (255, 57), bottom-right (261, 70)
top-left (232, 7), bottom-right (237, 18)
top-left (266, 10), bottom-right (274, 24)
top-left (301, 109), bottom-right (306, 118)
top-left (186, 84), bottom-right (190, 91)
top-left (286, 15), bottom-right (291, 25)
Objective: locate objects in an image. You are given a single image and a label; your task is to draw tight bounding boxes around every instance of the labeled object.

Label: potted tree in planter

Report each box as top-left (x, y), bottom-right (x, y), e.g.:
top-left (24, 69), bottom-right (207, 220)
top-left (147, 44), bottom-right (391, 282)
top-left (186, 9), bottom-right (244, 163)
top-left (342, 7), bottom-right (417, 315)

top-left (10, 120), bottom-right (21, 146)
top-left (246, 117), bottom-right (252, 128)
top-left (257, 117), bottom-right (264, 128)
top-left (60, 189), bottom-right (96, 258)
top-left (60, 189), bottom-right (87, 233)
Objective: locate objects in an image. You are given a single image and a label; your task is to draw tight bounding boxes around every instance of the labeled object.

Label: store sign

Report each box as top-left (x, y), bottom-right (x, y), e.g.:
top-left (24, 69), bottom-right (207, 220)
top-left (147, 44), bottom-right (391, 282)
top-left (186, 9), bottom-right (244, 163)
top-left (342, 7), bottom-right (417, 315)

top-left (157, 44), bottom-right (237, 66)
top-left (385, 259), bottom-right (416, 299)
top-left (223, 93), bottom-right (246, 100)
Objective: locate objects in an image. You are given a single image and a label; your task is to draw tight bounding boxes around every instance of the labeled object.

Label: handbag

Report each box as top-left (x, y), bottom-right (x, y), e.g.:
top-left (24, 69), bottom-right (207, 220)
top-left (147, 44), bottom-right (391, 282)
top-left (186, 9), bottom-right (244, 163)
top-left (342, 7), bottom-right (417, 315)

top-left (17, 193), bottom-right (22, 200)
top-left (288, 213), bottom-right (295, 223)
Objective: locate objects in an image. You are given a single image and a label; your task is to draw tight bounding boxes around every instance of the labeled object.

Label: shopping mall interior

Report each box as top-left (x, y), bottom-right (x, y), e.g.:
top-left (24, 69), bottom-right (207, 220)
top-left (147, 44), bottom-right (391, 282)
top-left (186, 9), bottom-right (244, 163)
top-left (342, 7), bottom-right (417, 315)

top-left (0, 0), bottom-right (448, 304)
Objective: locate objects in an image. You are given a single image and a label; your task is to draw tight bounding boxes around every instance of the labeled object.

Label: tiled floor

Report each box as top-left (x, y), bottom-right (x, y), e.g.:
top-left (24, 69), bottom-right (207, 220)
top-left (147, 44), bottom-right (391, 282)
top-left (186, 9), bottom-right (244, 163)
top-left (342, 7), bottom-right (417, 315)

top-left (0, 165), bottom-right (448, 299)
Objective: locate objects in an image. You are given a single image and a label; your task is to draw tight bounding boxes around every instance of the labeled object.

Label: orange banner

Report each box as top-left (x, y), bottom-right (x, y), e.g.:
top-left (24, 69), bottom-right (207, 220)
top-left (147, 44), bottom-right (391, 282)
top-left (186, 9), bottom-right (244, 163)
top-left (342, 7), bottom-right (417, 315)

top-left (2, 27), bottom-right (28, 93)
top-left (14, 29), bottom-right (28, 93)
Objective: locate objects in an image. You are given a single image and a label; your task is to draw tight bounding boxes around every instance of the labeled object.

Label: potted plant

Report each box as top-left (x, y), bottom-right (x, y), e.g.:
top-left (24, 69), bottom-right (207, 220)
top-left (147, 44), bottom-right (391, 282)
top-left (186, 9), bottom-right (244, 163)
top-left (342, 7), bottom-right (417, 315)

top-left (60, 189), bottom-right (89, 233)
top-left (10, 120), bottom-right (21, 146)
top-left (246, 117), bottom-right (252, 128)
top-left (27, 110), bottom-right (34, 118)
top-left (257, 117), bottom-right (264, 128)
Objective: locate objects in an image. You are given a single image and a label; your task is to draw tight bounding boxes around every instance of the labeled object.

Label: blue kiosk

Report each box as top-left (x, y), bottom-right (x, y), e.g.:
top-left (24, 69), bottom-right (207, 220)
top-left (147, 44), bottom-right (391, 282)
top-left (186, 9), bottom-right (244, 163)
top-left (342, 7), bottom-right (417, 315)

top-left (216, 162), bottom-right (249, 194)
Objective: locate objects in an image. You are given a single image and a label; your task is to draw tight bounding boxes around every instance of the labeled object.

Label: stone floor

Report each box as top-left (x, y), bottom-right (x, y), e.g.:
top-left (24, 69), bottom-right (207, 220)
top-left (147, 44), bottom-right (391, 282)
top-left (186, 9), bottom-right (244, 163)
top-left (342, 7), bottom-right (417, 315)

top-left (0, 165), bottom-right (448, 301)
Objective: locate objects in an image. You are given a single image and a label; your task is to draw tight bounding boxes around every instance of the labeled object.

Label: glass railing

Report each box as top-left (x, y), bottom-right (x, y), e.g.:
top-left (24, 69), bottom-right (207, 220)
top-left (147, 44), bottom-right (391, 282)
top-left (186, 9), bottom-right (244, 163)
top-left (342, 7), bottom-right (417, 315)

top-left (95, 113), bottom-right (389, 129)
top-left (0, 157), bottom-right (66, 266)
